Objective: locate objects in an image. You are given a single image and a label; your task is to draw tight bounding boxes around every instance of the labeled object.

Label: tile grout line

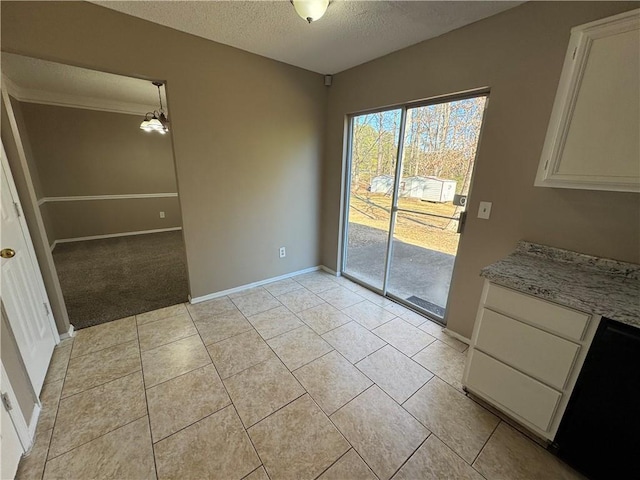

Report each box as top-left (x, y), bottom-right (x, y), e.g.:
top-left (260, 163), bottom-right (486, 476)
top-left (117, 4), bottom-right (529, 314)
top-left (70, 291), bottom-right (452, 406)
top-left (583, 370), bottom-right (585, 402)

top-left (39, 344), bottom-right (73, 471)
top-left (135, 318), bottom-right (160, 480)
top-left (300, 392), bottom-right (357, 479)
top-left (44, 413), bottom-right (148, 463)
top-left (202, 312), bottom-right (311, 467)
top-left (68, 337), bottom-right (136, 361)
top-left (240, 380), bottom-right (308, 430)
top-left (236, 400), bottom-right (271, 478)
top-left (59, 365), bottom-right (143, 401)
top-left (400, 374), bottom-right (436, 412)
top-left (470, 419), bottom-right (501, 468)
top-left (323, 384), bottom-right (383, 478)
top-left (135, 307), bottom-right (190, 327)
top-left (388, 432), bottom-right (433, 479)
top-left (428, 430), bottom-right (491, 477)
top-left (45, 343), bottom-right (143, 462)
top-left (143, 355), bottom-right (213, 390)
top-left (290, 348), bottom-right (337, 374)
top-left (199, 339), bottom-right (270, 477)
top-left (241, 464), bottom-right (271, 480)
top-left (311, 447), bottom-right (354, 480)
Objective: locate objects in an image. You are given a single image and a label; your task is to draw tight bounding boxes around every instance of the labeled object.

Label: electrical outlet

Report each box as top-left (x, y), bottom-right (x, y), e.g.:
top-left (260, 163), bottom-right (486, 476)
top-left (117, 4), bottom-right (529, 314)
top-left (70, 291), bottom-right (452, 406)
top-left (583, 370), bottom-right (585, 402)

top-left (159, 211), bottom-right (165, 218)
top-left (478, 201), bottom-right (492, 220)
top-left (279, 247), bottom-right (286, 258)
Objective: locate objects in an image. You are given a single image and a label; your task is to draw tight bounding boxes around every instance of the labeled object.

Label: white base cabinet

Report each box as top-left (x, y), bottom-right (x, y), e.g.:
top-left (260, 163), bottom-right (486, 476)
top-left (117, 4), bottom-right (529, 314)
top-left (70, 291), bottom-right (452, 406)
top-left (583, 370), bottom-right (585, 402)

top-left (462, 281), bottom-right (600, 441)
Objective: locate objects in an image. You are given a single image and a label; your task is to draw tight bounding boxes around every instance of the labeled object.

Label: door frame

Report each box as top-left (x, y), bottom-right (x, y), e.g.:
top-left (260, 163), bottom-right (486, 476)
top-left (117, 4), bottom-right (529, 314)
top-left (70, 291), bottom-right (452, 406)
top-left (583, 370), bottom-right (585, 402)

top-left (340, 88), bottom-right (490, 324)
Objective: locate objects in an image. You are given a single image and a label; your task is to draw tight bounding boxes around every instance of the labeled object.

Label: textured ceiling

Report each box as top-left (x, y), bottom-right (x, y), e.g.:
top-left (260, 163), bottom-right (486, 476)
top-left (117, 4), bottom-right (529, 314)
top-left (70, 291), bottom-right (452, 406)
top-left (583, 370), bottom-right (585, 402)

top-left (92, 1), bottom-right (524, 74)
top-left (1, 53), bottom-right (163, 113)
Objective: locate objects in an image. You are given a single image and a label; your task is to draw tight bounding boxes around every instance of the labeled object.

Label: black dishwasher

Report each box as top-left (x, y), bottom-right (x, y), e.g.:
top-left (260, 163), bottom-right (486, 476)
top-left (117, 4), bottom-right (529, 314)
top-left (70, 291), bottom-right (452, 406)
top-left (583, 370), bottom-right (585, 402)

top-left (553, 318), bottom-right (640, 479)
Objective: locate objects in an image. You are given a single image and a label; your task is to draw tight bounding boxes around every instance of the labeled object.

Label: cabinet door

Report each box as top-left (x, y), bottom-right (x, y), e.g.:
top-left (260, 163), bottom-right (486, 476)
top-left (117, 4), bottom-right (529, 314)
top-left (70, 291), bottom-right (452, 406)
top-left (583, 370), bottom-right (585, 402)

top-left (535, 9), bottom-right (640, 192)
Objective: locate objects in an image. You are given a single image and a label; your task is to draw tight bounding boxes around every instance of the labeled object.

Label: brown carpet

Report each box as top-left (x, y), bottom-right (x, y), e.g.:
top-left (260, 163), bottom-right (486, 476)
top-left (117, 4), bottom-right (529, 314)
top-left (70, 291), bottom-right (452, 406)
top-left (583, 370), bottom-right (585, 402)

top-left (53, 231), bottom-right (189, 330)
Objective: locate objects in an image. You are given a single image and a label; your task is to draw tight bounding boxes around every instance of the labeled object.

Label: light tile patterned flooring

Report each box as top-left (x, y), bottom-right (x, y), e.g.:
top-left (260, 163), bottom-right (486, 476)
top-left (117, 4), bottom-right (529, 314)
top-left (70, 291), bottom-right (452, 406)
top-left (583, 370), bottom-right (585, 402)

top-left (17, 271), bottom-right (583, 480)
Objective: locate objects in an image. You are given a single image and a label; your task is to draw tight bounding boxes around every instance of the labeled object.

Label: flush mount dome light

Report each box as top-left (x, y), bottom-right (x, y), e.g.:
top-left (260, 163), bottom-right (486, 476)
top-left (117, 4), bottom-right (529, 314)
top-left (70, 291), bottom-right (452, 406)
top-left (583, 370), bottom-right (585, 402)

top-left (291, 0), bottom-right (329, 23)
top-left (140, 81), bottom-right (169, 134)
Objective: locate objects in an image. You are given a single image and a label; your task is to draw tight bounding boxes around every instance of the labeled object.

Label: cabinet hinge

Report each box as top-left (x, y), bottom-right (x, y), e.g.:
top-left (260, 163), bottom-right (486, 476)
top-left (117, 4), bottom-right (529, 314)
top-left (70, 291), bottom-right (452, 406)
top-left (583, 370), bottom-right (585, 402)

top-left (43, 303), bottom-right (51, 316)
top-left (544, 160), bottom-right (549, 170)
top-left (13, 202), bottom-right (21, 218)
top-left (572, 47), bottom-right (577, 60)
top-left (1, 392), bottom-right (12, 412)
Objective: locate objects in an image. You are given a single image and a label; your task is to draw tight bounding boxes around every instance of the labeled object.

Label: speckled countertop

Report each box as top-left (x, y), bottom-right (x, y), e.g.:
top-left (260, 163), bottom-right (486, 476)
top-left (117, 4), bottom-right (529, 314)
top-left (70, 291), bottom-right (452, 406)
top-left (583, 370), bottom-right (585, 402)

top-left (481, 242), bottom-right (640, 329)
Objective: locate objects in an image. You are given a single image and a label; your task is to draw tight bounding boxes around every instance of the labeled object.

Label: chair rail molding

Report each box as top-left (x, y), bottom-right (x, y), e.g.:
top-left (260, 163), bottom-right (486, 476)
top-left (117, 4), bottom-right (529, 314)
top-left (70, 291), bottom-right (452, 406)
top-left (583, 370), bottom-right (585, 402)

top-left (37, 193), bottom-right (179, 205)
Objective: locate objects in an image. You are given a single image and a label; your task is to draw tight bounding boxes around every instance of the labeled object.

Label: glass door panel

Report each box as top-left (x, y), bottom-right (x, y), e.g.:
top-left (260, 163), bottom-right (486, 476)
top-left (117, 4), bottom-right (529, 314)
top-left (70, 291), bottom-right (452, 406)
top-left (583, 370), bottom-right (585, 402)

top-left (343, 109), bottom-right (402, 290)
top-left (387, 96), bottom-right (487, 318)
top-left (387, 211), bottom-right (458, 317)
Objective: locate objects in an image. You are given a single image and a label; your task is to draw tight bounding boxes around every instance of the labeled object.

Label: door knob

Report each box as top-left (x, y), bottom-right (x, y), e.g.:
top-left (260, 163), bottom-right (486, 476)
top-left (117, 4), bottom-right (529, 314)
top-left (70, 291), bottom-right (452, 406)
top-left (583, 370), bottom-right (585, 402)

top-left (0, 248), bottom-right (16, 259)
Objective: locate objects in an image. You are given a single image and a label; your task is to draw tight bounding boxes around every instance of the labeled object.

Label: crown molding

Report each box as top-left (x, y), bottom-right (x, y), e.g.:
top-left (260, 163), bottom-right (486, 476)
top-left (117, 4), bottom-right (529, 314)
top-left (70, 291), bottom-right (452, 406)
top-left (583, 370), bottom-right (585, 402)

top-left (2, 75), bottom-right (157, 116)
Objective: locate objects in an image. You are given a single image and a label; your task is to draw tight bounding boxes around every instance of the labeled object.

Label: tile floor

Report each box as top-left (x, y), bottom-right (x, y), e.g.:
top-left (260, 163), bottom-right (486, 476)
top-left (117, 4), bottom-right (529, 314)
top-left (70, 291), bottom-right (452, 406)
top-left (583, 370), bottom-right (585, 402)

top-left (16, 271), bottom-right (583, 480)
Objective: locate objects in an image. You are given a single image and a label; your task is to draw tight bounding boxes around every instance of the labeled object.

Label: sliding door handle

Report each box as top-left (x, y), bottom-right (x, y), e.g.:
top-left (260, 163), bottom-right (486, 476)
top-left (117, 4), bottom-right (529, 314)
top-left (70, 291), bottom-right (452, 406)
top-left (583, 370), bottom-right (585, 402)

top-left (457, 211), bottom-right (467, 234)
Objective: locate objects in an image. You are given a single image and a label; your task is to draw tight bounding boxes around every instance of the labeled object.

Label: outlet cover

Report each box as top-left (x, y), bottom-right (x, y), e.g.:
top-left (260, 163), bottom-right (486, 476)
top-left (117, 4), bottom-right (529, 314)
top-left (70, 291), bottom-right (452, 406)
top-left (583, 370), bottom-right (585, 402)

top-left (279, 247), bottom-right (286, 258)
top-left (478, 202), bottom-right (492, 220)
top-left (159, 211), bottom-right (165, 218)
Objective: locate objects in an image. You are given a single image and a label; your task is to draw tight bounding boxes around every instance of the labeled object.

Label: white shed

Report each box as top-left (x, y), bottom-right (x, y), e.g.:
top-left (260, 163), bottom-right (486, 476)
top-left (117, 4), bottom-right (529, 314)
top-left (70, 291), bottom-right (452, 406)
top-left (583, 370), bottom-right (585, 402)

top-left (370, 175), bottom-right (394, 194)
top-left (400, 176), bottom-right (429, 198)
top-left (421, 176), bottom-right (457, 203)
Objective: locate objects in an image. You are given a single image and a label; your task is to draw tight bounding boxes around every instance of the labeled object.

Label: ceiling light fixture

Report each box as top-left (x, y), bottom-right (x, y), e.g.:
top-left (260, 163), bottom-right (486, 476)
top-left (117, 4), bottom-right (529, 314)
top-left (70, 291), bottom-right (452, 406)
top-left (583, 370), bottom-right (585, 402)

top-left (140, 81), bottom-right (169, 134)
top-left (291, 0), bottom-right (329, 24)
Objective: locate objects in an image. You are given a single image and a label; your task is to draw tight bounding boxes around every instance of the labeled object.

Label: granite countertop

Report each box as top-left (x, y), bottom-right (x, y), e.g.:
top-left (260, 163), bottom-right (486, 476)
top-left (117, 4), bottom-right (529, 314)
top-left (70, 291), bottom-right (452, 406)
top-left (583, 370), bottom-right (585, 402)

top-left (481, 241), bottom-right (640, 329)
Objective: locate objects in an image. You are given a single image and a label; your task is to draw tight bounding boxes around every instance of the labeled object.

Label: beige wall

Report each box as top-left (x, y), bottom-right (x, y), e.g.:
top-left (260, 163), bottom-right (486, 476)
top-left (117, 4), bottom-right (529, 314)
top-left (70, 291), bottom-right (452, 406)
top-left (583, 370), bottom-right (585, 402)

top-left (20, 103), bottom-right (177, 196)
top-left (322, 1), bottom-right (640, 338)
top-left (47, 197), bottom-right (181, 240)
top-left (15, 102), bottom-right (181, 243)
top-left (2, 1), bottom-right (327, 298)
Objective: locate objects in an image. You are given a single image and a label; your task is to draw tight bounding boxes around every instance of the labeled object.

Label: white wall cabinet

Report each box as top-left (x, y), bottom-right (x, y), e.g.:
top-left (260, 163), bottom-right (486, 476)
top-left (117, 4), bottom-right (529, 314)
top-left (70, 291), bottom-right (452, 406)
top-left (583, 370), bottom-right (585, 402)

top-left (462, 281), bottom-right (600, 441)
top-left (535, 9), bottom-right (640, 192)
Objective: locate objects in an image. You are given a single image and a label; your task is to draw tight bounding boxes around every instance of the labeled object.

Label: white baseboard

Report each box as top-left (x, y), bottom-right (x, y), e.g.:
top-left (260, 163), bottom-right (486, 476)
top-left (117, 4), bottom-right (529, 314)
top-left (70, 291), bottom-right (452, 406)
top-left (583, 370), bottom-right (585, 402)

top-left (320, 265), bottom-right (341, 276)
top-left (25, 404), bottom-right (41, 452)
top-left (443, 328), bottom-right (471, 345)
top-left (190, 265), bottom-right (324, 304)
top-left (50, 227), bottom-right (182, 251)
top-left (59, 324), bottom-right (75, 340)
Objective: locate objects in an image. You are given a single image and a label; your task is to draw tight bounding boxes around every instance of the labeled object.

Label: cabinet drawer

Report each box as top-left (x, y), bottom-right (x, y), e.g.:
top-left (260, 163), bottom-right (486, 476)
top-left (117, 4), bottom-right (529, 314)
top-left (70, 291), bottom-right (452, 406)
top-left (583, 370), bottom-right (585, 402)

top-left (466, 350), bottom-right (562, 432)
top-left (476, 309), bottom-right (580, 390)
top-left (484, 283), bottom-right (589, 340)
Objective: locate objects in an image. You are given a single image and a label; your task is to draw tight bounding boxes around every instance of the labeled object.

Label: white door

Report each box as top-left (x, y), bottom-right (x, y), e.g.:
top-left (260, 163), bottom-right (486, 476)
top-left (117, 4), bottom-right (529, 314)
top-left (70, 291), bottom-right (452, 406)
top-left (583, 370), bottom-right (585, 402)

top-left (1, 142), bottom-right (58, 396)
top-left (1, 364), bottom-right (27, 480)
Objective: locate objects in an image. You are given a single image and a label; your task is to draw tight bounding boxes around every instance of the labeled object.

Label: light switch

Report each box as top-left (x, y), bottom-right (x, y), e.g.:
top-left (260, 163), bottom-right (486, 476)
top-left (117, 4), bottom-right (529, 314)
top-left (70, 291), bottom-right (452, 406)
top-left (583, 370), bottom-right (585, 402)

top-left (478, 201), bottom-right (492, 220)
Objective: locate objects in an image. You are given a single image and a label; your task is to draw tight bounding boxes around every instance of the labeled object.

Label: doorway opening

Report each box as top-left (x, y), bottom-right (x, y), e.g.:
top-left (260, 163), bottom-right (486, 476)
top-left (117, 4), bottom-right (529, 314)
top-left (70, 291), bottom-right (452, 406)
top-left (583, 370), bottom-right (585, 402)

top-left (2, 54), bottom-right (189, 329)
top-left (341, 92), bottom-right (488, 323)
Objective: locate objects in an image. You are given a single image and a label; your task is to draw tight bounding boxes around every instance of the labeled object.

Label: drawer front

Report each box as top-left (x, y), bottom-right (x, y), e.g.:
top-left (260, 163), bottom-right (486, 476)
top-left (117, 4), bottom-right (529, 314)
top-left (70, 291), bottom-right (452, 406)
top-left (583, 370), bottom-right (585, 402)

top-left (466, 350), bottom-right (562, 432)
top-left (484, 283), bottom-right (589, 340)
top-left (476, 309), bottom-right (580, 390)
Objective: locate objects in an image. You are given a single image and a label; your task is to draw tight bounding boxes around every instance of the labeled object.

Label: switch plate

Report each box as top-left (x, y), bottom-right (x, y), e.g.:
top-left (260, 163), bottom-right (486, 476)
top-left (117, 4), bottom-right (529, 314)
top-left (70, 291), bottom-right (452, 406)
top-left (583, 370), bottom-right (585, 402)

top-left (279, 247), bottom-right (286, 258)
top-left (478, 201), bottom-right (492, 220)
top-left (159, 211), bottom-right (165, 218)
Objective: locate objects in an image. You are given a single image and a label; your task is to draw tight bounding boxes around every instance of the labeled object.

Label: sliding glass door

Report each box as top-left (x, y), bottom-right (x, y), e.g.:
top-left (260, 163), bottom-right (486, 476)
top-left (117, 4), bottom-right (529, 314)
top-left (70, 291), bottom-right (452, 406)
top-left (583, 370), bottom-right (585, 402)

top-left (342, 94), bottom-right (487, 321)
top-left (343, 108), bottom-right (402, 291)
